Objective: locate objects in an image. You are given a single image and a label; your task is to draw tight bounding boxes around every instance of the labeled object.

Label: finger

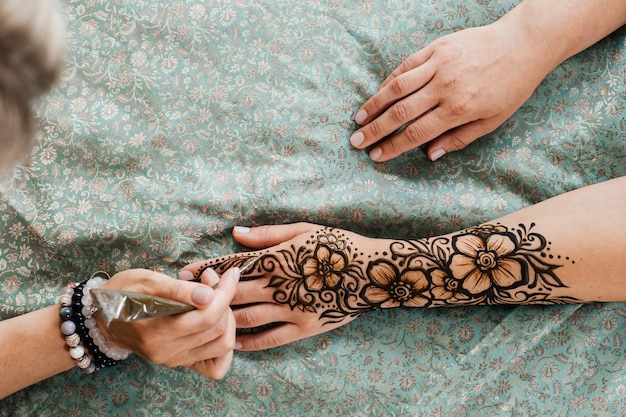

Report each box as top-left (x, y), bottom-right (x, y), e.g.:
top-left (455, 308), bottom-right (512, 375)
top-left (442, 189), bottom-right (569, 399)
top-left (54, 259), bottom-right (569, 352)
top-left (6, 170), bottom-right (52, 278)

top-left (186, 311), bottom-right (237, 369)
top-left (380, 46), bottom-right (434, 88)
top-left (351, 87), bottom-right (438, 151)
top-left (160, 309), bottom-right (236, 370)
top-left (232, 222), bottom-right (320, 249)
top-left (106, 269), bottom-right (215, 310)
top-left (209, 267), bottom-right (240, 309)
top-left (367, 106), bottom-right (464, 162)
top-left (163, 267), bottom-right (239, 335)
top-left (191, 350), bottom-right (234, 379)
top-left (233, 302), bottom-right (291, 327)
top-left (235, 322), bottom-right (312, 351)
top-left (232, 278), bottom-right (273, 306)
top-left (355, 60), bottom-right (435, 126)
top-left (180, 254), bottom-right (263, 279)
top-left (178, 267), bottom-right (220, 287)
top-left (199, 268), bottom-right (221, 287)
top-left (424, 118), bottom-right (504, 161)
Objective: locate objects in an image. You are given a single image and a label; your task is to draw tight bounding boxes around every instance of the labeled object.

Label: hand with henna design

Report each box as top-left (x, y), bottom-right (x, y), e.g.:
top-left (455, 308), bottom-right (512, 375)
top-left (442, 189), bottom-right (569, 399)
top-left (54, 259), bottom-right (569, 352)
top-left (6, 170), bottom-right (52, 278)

top-left (181, 177), bottom-right (626, 351)
top-left (183, 223), bottom-right (379, 350)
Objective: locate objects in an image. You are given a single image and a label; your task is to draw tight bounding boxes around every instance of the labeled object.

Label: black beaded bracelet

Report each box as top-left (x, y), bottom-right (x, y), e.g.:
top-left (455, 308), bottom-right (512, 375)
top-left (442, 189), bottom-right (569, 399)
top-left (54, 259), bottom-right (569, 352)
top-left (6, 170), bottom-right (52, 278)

top-left (67, 272), bottom-right (130, 371)
top-left (71, 282), bottom-right (117, 369)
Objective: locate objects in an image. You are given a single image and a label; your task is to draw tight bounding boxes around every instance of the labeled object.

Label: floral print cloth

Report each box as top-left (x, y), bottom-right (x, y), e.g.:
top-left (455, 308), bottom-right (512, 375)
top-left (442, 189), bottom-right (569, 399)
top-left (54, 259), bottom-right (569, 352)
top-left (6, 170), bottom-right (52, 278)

top-left (1, 0), bottom-right (625, 415)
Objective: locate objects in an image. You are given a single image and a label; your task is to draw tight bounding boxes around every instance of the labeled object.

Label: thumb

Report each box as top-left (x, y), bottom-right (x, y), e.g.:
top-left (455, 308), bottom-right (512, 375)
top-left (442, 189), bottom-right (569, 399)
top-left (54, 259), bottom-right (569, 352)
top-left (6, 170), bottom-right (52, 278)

top-left (232, 222), bottom-right (320, 249)
top-left (212, 267), bottom-right (239, 305)
top-left (425, 119), bottom-right (500, 161)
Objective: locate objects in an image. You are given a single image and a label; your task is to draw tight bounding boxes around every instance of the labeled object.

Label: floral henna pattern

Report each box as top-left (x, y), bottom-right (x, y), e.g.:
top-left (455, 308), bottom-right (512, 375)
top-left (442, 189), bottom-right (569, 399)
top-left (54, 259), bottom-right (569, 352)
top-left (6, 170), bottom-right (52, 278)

top-left (263, 232), bottom-right (371, 323)
top-left (361, 260), bottom-right (431, 308)
top-left (382, 223), bottom-right (579, 306)
top-left (203, 224), bottom-right (579, 325)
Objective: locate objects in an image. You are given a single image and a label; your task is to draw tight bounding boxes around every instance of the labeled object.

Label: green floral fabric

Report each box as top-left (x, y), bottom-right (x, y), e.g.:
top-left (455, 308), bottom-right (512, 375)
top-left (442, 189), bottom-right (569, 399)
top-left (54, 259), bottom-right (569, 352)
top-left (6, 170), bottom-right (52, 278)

top-left (1, 0), bottom-right (625, 415)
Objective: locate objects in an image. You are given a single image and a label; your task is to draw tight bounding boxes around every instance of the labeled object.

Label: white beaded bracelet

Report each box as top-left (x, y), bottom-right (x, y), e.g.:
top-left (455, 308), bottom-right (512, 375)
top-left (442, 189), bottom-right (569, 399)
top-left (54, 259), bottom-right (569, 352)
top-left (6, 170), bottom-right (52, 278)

top-left (58, 272), bottom-right (131, 373)
top-left (58, 283), bottom-right (96, 374)
top-left (81, 273), bottom-right (131, 362)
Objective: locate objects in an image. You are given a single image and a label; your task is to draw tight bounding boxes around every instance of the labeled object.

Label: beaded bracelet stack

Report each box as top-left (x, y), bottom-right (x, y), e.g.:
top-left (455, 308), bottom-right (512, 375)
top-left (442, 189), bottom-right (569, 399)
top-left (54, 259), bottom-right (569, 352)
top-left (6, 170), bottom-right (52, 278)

top-left (58, 272), bottom-right (131, 373)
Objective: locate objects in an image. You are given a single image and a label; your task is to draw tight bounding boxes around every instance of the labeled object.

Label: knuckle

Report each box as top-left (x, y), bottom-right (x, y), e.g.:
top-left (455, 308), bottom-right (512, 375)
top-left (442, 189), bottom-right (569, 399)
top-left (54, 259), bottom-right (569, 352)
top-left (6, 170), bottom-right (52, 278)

top-left (369, 94), bottom-right (383, 111)
top-left (210, 314), bottom-right (229, 336)
top-left (235, 308), bottom-right (257, 327)
top-left (389, 76), bottom-right (411, 96)
top-left (217, 335), bottom-right (237, 353)
top-left (403, 123), bottom-right (427, 145)
top-left (397, 58), bottom-right (414, 73)
top-left (383, 139), bottom-right (405, 158)
top-left (440, 74), bottom-right (459, 90)
top-left (169, 282), bottom-right (188, 303)
top-left (197, 309), bottom-right (219, 329)
top-left (257, 334), bottom-right (281, 350)
top-left (450, 134), bottom-right (469, 151)
top-left (447, 99), bottom-right (471, 117)
top-left (367, 119), bottom-right (384, 138)
top-left (389, 102), bottom-right (409, 122)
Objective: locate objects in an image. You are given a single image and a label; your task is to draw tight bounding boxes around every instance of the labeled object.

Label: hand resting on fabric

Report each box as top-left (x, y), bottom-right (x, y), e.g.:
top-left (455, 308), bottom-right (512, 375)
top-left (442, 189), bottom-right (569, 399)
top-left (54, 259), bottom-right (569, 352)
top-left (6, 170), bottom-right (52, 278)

top-left (350, 0), bottom-right (626, 162)
top-left (182, 176), bottom-right (626, 351)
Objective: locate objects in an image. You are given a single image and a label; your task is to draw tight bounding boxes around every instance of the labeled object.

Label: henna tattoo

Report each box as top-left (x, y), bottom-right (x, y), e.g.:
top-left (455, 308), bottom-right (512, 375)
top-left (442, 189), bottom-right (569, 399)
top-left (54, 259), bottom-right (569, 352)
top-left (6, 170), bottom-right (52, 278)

top-left (200, 223), bottom-right (578, 326)
top-left (376, 223), bottom-right (579, 307)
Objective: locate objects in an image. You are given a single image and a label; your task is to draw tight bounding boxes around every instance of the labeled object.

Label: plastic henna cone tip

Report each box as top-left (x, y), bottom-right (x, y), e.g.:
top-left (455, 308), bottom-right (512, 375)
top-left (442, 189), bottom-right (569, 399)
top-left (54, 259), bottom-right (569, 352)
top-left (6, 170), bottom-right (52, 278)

top-left (192, 254), bottom-right (264, 280)
top-left (240, 254), bottom-right (263, 274)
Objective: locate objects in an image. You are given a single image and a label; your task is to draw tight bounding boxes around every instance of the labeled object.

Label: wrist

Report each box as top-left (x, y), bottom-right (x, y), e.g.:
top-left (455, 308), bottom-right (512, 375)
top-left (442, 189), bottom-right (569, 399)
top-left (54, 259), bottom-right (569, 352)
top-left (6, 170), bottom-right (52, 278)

top-left (494, 9), bottom-right (561, 79)
top-left (502, 0), bottom-right (626, 70)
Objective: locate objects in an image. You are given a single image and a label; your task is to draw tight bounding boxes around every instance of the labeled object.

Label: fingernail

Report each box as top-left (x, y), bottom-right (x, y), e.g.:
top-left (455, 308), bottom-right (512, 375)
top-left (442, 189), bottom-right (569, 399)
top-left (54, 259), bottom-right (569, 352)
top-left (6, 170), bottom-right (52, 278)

top-left (178, 270), bottom-right (194, 281)
top-left (430, 148), bottom-right (446, 161)
top-left (234, 341), bottom-right (243, 350)
top-left (369, 147), bottom-right (382, 161)
top-left (355, 109), bottom-right (367, 124)
top-left (202, 268), bottom-right (220, 287)
top-left (192, 286), bottom-right (213, 305)
top-left (234, 226), bottom-right (250, 234)
top-left (350, 131), bottom-right (365, 147)
top-left (231, 267), bottom-right (241, 283)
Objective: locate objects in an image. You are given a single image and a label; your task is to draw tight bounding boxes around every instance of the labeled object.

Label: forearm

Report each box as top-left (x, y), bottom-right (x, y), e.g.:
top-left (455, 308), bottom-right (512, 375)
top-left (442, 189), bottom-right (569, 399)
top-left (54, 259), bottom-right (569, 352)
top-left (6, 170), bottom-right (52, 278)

top-left (486, 176), bottom-right (626, 303)
top-left (0, 305), bottom-right (74, 399)
top-left (216, 179), bottom-right (625, 349)
top-left (501, 0), bottom-right (626, 72)
top-left (367, 177), bottom-right (626, 307)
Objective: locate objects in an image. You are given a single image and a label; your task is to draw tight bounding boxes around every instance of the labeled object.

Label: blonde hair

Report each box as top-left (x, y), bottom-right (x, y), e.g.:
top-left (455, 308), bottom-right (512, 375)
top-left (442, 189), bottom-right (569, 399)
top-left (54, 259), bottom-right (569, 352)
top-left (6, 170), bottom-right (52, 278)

top-left (0, 0), bottom-right (66, 173)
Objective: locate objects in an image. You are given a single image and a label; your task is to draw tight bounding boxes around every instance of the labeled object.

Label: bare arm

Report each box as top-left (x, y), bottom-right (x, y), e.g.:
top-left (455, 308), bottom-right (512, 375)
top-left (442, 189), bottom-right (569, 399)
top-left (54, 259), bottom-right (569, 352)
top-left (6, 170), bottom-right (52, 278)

top-left (509, 0), bottom-right (626, 67)
top-left (0, 306), bottom-right (74, 399)
top-left (351, 0), bottom-right (626, 162)
top-left (183, 176), bottom-right (626, 350)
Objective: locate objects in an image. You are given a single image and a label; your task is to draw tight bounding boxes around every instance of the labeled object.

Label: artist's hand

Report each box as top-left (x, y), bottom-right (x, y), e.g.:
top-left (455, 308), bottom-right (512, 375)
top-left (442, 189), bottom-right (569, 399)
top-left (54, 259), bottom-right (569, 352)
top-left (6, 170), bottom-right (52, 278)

top-left (181, 223), bottom-right (389, 351)
top-left (97, 268), bottom-right (238, 379)
top-left (350, 21), bottom-right (552, 162)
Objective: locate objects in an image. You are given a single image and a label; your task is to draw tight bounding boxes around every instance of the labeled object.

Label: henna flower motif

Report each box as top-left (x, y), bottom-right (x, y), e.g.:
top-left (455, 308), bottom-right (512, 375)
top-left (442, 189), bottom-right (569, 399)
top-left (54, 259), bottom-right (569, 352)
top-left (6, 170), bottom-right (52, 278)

top-left (430, 268), bottom-right (468, 302)
top-left (303, 244), bottom-right (347, 291)
top-left (317, 233), bottom-right (346, 251)
top-left (449, 232), bottom-right (524, 295)
top-left (362, 260), bottom-right (429, 308)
